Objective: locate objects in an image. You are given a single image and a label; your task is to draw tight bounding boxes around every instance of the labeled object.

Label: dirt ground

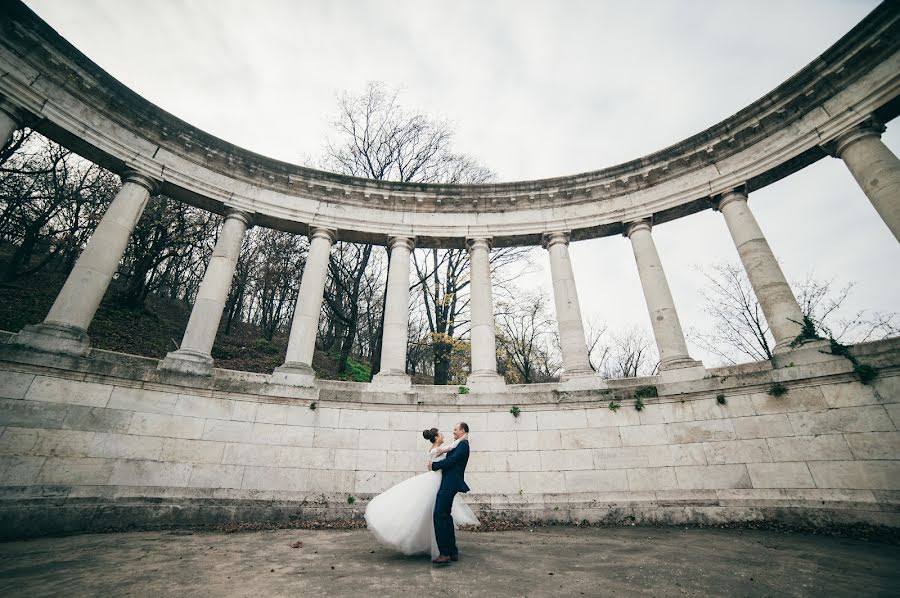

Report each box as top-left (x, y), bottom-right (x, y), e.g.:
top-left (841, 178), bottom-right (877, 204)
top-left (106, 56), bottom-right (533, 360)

top-left (0, 527), bottom-right (898, 597)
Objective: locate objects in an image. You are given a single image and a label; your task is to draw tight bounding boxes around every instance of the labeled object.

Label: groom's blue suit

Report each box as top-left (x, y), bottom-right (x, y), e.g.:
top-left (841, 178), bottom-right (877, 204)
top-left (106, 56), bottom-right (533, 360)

top-left (430, 438), bottom-right (470, 557)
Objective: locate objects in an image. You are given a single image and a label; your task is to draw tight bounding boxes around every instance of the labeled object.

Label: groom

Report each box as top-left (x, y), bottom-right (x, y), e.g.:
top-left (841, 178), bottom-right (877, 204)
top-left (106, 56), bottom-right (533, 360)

top-left (428, 422), bottom-right (470, 565)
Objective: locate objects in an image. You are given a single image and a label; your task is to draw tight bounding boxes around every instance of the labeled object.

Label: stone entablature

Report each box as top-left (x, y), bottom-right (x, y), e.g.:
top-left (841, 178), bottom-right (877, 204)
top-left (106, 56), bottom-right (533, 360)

top-left (0, 2), bottom-right (898, 246)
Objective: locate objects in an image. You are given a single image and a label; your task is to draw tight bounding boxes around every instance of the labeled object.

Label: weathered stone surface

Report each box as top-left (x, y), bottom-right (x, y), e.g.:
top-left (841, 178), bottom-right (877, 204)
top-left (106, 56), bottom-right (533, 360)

top-left (750, 386), bottom-right (827, 415)
top-left (620, 424), bottom-right (668, 446)
top-left (564, 469), bottom-right (629, 492)
top-left (639, 401), bottom-right (695, 425)
top-left (187, 464), bottom-right (243, 489)
top-left (107, 387), bottom-right (177, 415)
top-left (703, 439), bottom-right (772, 465)
top-left (820, 382), bottom-right (881, 408)
top-left (627, 467), bottom-right (678, 491)
top-left (843, 432), bottom-right (900, 460)
top-left (62, 405), bottom-right (132, 433)
top-left (108, 460), bottom-right (192, 487)
top-left (128, 413), bottom-right (204, 439)
top-left (559, 427), bottom-right (622, 449)
top-left (0, 370), bottom-right (34, 400)
top-left (87, 433), bottom-right (163, 460)
top-left (746, 462), bottom-right (816, 488)
top-left (25, 377), bottom-right (111, 408)
top-left (732, 414), bottom-right (795, 439)
top-left (674, 465), bottom-right (752, 490)
top-left (0, 455), bottom-right (45, 485)
top-left (36, 457), bottom-right (114, 485)
top-left (808, 461), bottom-right (900, 490)
top-left (667, 420), bottom-right (736, 444)
top-left (159, 439), bottom-right (224, 464)
top-left (788, 406), bottom-right (894, 435)
top-left (174, 395), bottom-right (234, 420)
top-left (766, 435), bottom-right (853, 461)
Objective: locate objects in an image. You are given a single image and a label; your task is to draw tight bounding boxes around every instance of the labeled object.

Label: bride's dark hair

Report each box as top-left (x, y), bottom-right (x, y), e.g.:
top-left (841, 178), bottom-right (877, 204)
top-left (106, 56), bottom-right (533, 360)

top-left (422, 428), bottom-right (439, 443)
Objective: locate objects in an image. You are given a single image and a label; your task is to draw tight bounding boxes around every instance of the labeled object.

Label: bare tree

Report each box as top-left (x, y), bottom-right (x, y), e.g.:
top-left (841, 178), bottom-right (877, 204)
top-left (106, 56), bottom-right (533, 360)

top-left (598, 326), bottom-right (659, 379)
top-left (495, 288), bottom-right (561, 383)
top-left (689, 262), bottom-right (900, 365)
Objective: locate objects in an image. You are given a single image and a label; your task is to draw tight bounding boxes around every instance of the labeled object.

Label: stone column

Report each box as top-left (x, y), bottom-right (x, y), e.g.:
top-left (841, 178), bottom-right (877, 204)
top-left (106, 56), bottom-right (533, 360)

top-left (0, 109), bottom-right (19, 146)
top-left (542, 232), bottom-right (595, 382)
top-left (272, 226), bottom-right (336, 386)
top-left (715, 189), bottom-right (804, 354)
top-left (159, 208), bottom-right (253, 376)
top-left (10, 170), bottom-right (159, 356)
top-left (466, 237), bottom-right (505, 391)
top-left (371, 236), bottom-right (414, 390)
top-left (830, 122), bottom-right (900, 242)
top-left (624, 220), bottom-right (704, 379)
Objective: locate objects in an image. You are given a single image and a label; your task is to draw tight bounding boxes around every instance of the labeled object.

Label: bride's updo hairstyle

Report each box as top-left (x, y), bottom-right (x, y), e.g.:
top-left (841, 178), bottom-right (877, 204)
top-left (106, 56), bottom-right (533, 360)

top-left (422, 428), bottom-right (439, 443)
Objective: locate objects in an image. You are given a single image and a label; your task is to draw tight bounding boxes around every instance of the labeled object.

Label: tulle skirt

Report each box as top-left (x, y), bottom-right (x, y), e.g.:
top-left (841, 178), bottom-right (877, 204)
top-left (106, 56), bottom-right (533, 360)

top-left (364, 470), bottom-right (479, 558)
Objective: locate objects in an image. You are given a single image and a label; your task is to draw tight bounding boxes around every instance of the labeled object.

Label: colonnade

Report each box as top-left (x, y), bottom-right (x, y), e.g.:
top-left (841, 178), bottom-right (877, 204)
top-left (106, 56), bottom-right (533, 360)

top-left (3, 110), bottom-right (898, 388)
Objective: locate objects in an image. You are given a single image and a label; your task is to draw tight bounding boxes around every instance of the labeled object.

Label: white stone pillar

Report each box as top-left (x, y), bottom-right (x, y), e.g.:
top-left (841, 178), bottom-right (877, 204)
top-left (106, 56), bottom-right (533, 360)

top-left (10, 170), bottom-right (159, 356)
top-left (371, 236), bottom-right (414, 390)
top-left (542, 232), bottom-right (595, 382)
top-left (830, 122), bottom-right (900, 242)
top-left (272, 226), bottom-right (336, 386)
top-left (159, 208), bottom-right (253, 376)
top-left (0, 109), bottom-right (19, 146)
top-left (466, 237), bottom-right (505, 391)
top-left (716, 189), bottom-right (804, 354)
top-left (624, 220), bottom-right (704, 380)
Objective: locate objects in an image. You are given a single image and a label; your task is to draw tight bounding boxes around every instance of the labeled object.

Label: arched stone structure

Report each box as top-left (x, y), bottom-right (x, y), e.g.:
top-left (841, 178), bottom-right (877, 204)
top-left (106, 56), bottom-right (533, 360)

top-left (0, 1), bottom-right (898, 538)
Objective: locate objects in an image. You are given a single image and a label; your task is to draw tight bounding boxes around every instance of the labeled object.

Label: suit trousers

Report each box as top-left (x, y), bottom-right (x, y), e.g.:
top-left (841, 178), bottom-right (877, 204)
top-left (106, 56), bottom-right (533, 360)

top-left (433, 485), bottom-right (459, 557)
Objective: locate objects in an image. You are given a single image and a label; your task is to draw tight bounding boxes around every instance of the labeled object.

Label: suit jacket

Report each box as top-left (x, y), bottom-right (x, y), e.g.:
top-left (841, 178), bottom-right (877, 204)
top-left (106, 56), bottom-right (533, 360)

top-left (431, 438), bottom-right (470, 493)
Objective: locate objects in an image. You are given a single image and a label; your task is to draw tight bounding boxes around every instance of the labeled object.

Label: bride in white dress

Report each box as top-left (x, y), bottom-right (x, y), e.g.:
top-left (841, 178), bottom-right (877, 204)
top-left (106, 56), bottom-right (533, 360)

top-left (364, 428), bottom-right (480, 558)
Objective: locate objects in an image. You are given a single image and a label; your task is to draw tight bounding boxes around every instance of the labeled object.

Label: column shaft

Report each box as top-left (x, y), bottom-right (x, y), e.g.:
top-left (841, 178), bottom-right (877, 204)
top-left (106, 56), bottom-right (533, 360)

top-left (11, 170), bottom-right (159, 355)
top-left (543, 232), bottom-right (593, 377)
top-left (372, 237), bottom-right (414, 387)
top-left (273, 227), bottom-right (335, 384)
top-left (833, 124), bottom-right (900, 242)
top-left (624, 220), bottom-right (701, 371)
top-left (159, 209), bottom-right (252, 375)
top-left (466, 237), bottom-right (504, 389)
top-left (717, 190), bottom-right (803, 354)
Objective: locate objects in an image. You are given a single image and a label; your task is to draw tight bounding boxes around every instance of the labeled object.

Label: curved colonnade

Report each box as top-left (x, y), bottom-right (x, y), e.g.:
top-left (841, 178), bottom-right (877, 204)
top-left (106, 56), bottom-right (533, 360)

top-left (0, 1), bottom-right (898, 537)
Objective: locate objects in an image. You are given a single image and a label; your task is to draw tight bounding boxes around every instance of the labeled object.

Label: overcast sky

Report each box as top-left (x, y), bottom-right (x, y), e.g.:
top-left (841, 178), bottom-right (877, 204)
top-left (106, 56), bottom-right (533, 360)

top-left (24, 0), bottom-right (900, 366)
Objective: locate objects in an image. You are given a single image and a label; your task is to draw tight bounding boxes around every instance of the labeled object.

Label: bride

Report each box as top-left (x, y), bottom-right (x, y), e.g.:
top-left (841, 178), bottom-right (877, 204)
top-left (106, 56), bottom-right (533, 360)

top-left (364, 427), bottom-right (479, 558)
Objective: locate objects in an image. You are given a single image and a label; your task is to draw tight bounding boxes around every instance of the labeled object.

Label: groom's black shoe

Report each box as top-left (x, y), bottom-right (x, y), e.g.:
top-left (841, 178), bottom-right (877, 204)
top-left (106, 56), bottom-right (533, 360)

top-left (450, 554), bottom-right (459, 562)
top-left (432, 555), bottom-right (452, 565)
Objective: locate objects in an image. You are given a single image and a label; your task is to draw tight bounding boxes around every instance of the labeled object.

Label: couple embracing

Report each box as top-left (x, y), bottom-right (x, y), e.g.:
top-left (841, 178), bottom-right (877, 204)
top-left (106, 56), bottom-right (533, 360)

top-left (364, 422), bottom-right (479, 565)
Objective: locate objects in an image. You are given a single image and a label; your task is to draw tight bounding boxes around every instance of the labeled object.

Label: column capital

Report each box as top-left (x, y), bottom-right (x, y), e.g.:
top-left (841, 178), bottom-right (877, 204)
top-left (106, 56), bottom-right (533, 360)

top-left (713, 187), bottom-right (749, 212)
top-left (622, 219), bottom-right (651, 238)
top-left (308, 226), bottom-right (337, 244)
top-left (828, 119), bottom-right (886, 158)
top-left (387, 235), bottom-right (415, 252)
top-left (223, 207), bottom-right (254, 229)
top-left (541, 231), bottom-right (570, 249)
top-left (465, 237), bottom-right (492, 252)
top-left (122, 169), bottom-right (161, 195)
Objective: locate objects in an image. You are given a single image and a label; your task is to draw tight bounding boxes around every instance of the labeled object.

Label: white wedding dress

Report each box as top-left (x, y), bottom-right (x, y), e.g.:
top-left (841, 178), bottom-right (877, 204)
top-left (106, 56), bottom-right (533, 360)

top-left (364, 445), bottom-right (480, 558)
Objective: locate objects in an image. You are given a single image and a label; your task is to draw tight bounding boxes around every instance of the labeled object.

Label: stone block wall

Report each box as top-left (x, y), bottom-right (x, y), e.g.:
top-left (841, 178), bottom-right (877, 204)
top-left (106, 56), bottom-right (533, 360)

top-left (0, 339), bottom-right (898, 539)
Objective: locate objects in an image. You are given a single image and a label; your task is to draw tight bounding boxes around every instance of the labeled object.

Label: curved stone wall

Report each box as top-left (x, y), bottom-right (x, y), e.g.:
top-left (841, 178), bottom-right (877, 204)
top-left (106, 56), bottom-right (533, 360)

top-left (1, 339), bottom-right (897, 539)
top-left (0, 2), bottom-right (897, 245)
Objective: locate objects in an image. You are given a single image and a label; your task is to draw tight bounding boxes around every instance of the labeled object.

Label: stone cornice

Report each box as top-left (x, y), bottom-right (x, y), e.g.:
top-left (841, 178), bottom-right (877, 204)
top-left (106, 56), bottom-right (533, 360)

top-left (0, 1), bottom-right (898, 246)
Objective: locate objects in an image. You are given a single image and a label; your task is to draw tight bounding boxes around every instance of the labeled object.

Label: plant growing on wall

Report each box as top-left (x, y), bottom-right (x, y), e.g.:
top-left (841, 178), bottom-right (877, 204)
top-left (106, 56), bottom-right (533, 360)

top-left (608, 401), bottom-right (621, 412)
top-left (634, 398), bottom-right (645, 411)
top-left (510, 405), bottom-right (521, 418)
top-left (458, 385), bottom-right (469, 395)
top-left (767, 382), bottom-right (788, 397)
top-left (309, 401), bottom-right (317, 410)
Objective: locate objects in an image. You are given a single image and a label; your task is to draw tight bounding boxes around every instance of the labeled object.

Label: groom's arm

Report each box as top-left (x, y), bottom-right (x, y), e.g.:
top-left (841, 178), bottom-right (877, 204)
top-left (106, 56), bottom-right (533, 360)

top-left (430, 440), bottom-right (468, 472)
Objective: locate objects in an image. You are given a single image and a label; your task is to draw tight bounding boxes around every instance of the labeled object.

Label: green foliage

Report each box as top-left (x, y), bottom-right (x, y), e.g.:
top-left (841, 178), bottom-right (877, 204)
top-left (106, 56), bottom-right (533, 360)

top-left (633, 385), bottom-right (658, 399)
top-left (634, 398), bottom-right (645, 411)
top-left (510, 405), bottom-right (521, 418)
top-left (253, 337), bottom-right (281, 355)
top-left (768, 382), bottom-right (788, 397)
top-left (790, 315), bottom-right (822, 348)
top-left (828, 339), bottom-right (879, 385)
top-left (458, 386), bottom-right (470, 395)
top-left (346, 495), bottom-right (356, 505)
top-left (608, 401), bottom-right (621, 412)
top-left (309, 401), bottom-right (317, 411)
top-left (716, 393), bottom-right (727, 405)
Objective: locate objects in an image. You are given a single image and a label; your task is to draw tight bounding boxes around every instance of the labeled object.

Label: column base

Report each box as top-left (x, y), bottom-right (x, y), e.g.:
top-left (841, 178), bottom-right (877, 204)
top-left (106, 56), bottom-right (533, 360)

top-left (559, 369), bottom-right (608, 391)
top-left (771, 339), bottom-right (840, 368)
top-left (466, 371), bottom-right (506, 393)
top-left (369, 370), bottom-right (412, 391)
top-left (271, 362), bottom-right (317, 387)
top-left (158, 349), bottom-right (214, 377)
top-left (658, 358), bottom-right (707, 384)
top-left (8, 322), bottom-right (91, 357)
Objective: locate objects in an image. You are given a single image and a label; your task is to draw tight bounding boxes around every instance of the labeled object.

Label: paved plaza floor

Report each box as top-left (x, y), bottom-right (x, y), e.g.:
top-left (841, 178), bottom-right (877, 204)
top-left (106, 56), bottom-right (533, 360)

top-left (0, 526), bottom-right (897, 597)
